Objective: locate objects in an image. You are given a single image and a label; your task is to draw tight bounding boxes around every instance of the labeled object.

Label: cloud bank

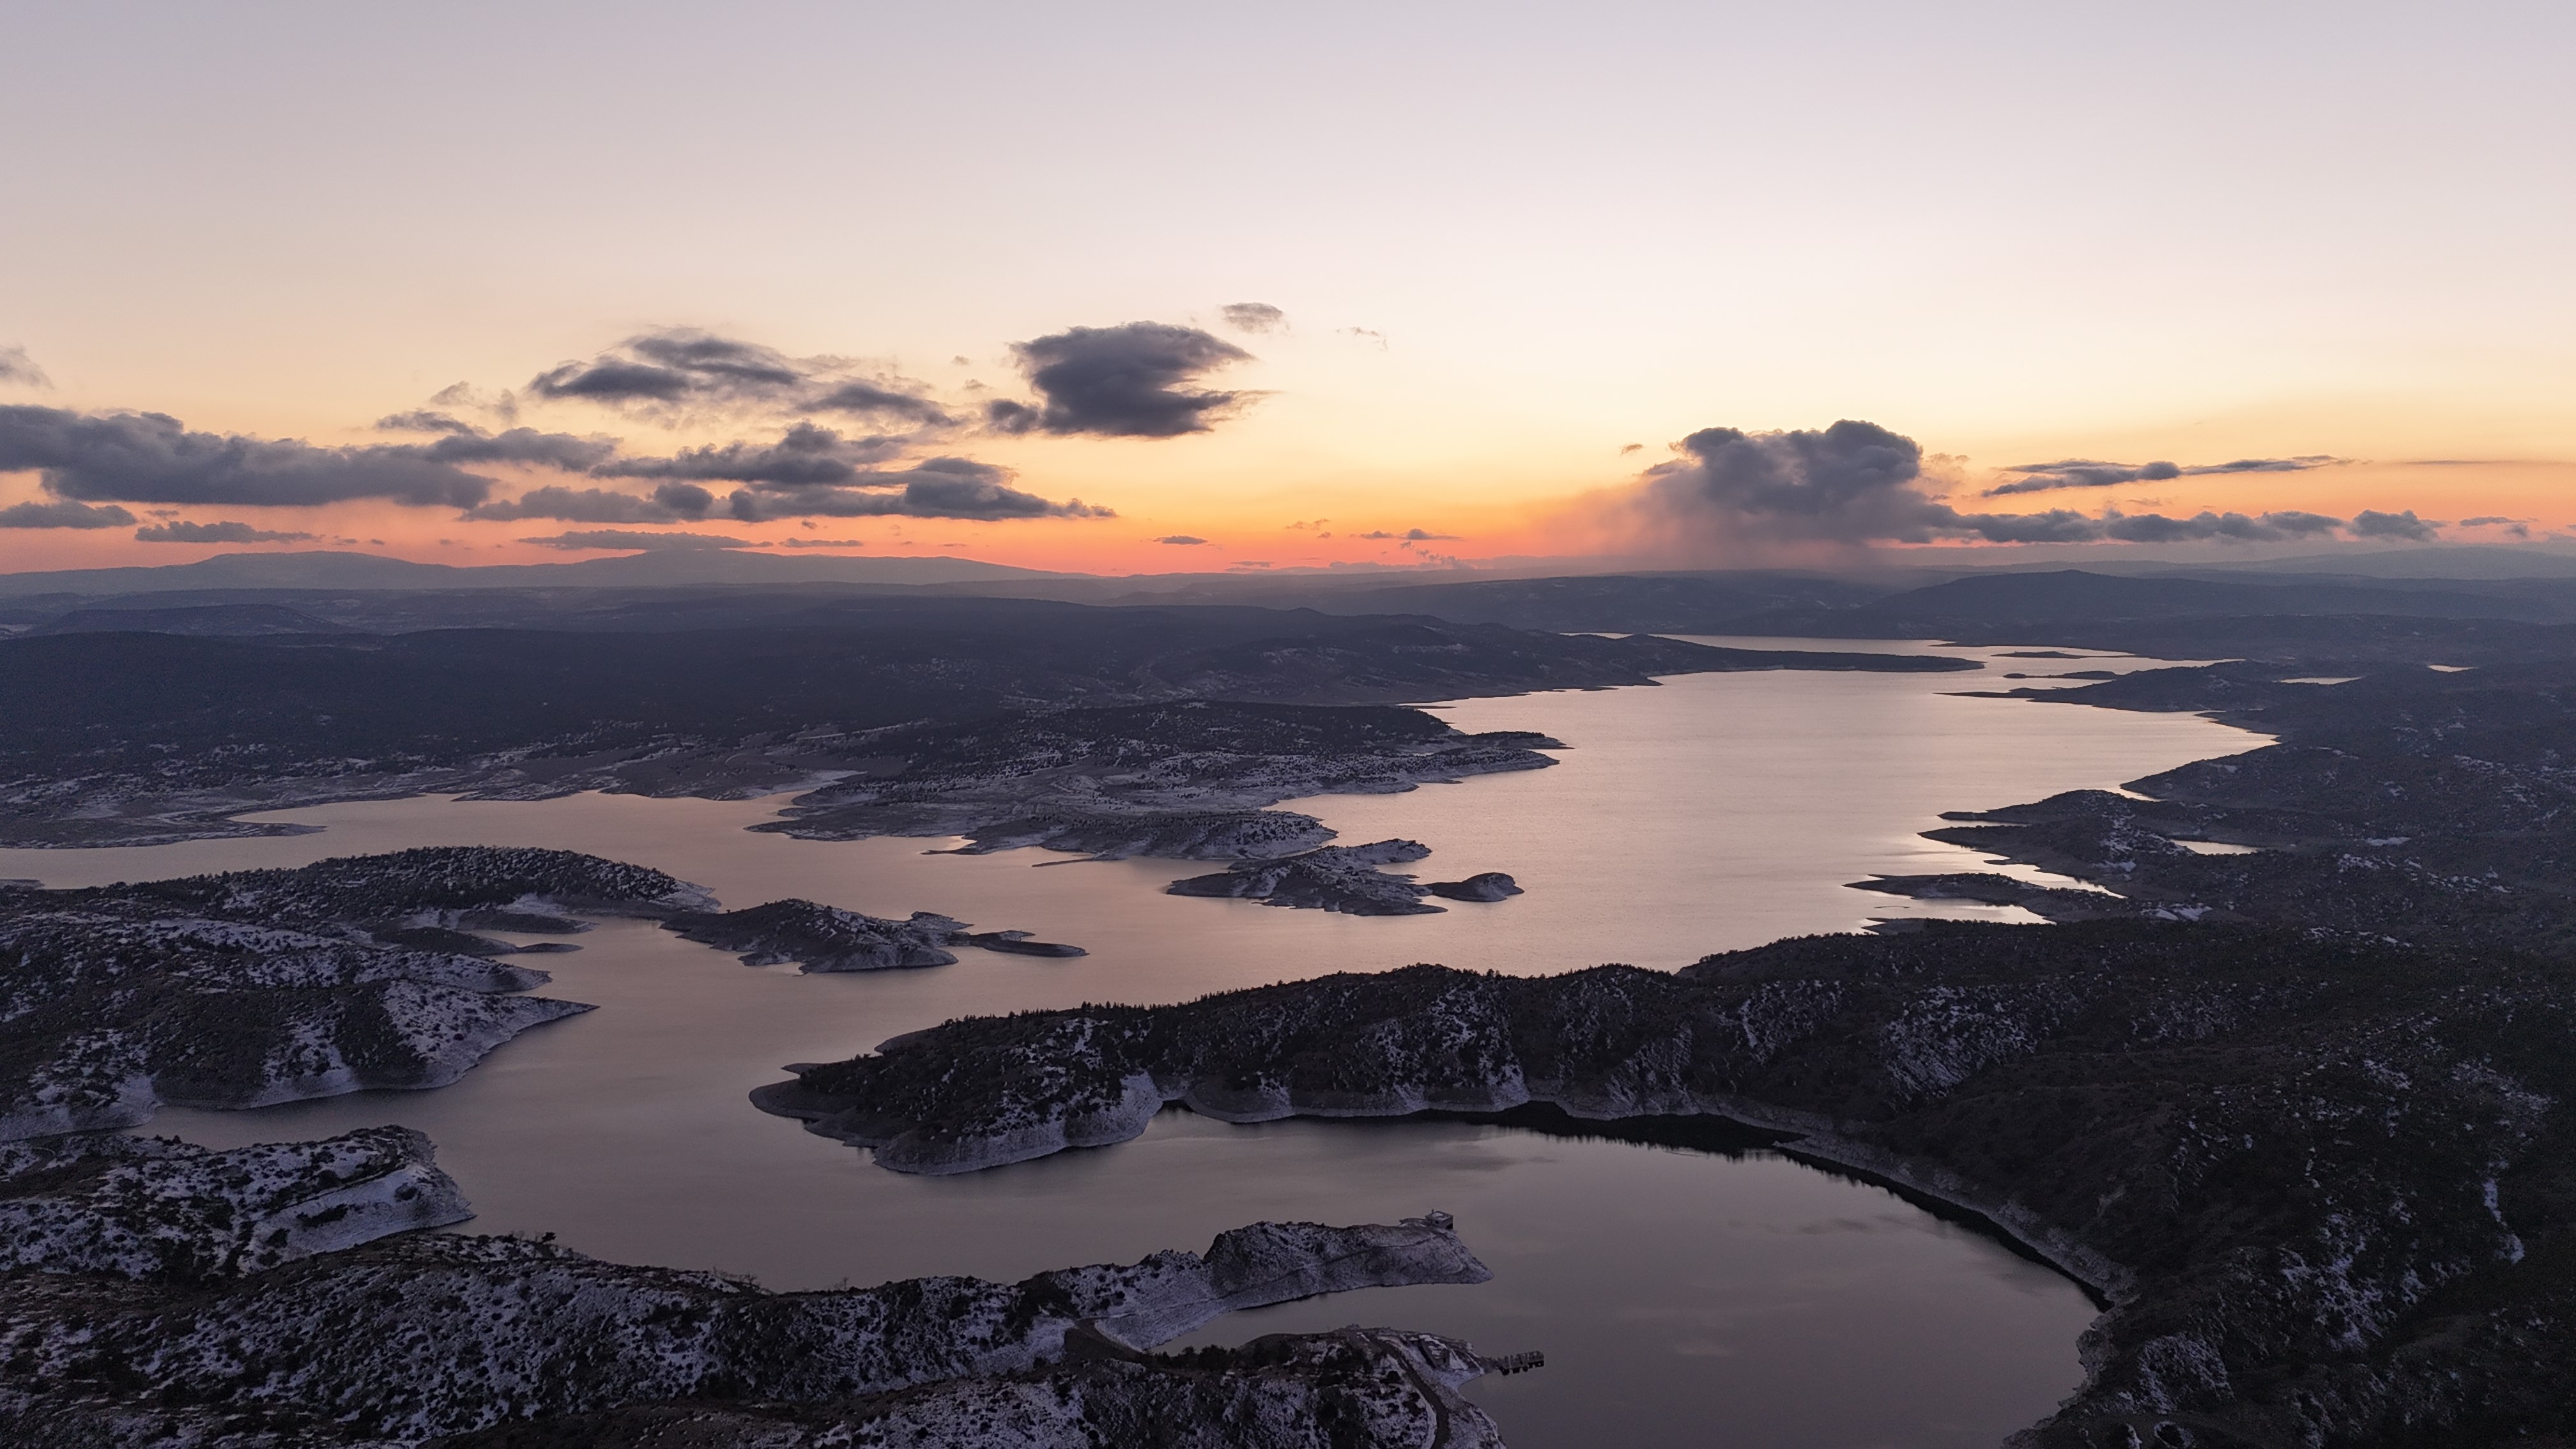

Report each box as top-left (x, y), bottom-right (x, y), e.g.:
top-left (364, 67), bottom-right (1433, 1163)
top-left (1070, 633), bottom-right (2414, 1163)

top-left (525, 329), bottom-right (952, 425)
top-left (1984, 454), bottom-right (2347, 496)
top-left (0, 326), bottom-right (1217, 543)
top-left (2352, 509), bottom-right (2441, 542)
top-left (0, 499), bottom-right (135, 529)
top-left (599, 421), bottom-right (911, 486)
top-left (2460, 514), bottom-right (2533, 539)
top-left (0, 401), bottom-right (1110, 533)
top-left (519, 529), bottom-right (756, 552)
top-left (723, 457), bottom-right (1112, 521)
top-left (1616, 420), bottom-right (2441, 559)
top-left (463, 482), bottom-right (716, 523)
top-left (133, 520), bottom-right (318, 544)
top-left (0, 406), bottom-right (494, 509)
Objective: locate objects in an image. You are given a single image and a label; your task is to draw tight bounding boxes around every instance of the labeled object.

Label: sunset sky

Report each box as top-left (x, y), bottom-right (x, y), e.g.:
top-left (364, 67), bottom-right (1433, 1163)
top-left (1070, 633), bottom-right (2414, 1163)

top-left (2, 1), bottom-right (2570, 576)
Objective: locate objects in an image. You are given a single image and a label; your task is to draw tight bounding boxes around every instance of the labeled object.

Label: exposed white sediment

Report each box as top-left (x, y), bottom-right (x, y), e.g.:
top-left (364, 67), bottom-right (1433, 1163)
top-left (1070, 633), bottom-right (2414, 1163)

top-left (0, 1209), bottom-right (1506, 1447)
top-left (1, 1126), bottom-right (471, 1280)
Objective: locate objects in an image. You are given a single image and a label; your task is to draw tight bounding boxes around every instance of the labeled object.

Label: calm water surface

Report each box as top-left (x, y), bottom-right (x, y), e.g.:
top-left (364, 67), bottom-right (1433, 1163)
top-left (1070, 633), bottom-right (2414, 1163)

top-left (4, 643), bottom-right (2249, 1448)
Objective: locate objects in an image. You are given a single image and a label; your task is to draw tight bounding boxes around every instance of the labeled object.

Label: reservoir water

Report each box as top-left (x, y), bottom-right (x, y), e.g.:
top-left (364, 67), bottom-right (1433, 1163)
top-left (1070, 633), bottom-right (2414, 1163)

top-left (3, 642), bottom-right (2251, 1448)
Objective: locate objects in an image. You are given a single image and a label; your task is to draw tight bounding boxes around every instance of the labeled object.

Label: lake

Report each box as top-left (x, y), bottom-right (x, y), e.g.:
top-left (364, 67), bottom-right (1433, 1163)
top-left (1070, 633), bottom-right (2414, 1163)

top-left (1, 641), bottom-right (2249, 1448)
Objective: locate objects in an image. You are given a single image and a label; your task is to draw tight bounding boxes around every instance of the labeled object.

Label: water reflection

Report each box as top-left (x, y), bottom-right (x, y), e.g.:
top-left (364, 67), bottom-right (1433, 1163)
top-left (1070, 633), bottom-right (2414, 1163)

top-left (0, 645), bottom-right (2244, 1447)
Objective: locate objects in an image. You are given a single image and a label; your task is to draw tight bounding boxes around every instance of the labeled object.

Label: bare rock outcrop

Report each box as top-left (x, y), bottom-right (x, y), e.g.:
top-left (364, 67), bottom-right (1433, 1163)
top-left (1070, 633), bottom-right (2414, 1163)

top-left (0, 1210), bottom-right (1510, 1448)
top-left (0, 1125), bottom-right (470, 1282)
top-left (660, 899), bottom-right (1084, 972)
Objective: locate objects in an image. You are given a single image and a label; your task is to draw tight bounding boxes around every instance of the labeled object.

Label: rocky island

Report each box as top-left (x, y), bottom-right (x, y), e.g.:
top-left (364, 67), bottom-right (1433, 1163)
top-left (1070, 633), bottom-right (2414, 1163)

top-left (661, 898), bottom-right (1086, 970)
top-left (1167, 839), bottom-right (1521, 915)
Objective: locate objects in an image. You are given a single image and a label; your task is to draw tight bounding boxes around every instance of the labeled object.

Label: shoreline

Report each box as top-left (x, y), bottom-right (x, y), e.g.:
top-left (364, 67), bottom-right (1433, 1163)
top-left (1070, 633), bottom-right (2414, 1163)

top-left (748, 1075), bottom-right (2131, 1305)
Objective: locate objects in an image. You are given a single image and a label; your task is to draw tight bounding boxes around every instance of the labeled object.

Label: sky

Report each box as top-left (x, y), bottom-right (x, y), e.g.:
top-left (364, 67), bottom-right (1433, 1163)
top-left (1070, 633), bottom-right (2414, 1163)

top-left (1, 1), bottom-right (2570, 576)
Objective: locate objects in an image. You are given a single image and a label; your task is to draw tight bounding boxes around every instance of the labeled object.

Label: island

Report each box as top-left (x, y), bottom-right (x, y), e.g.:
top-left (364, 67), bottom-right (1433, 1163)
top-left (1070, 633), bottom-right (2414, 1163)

top-left (1167, 840), bottom-right (1522, 915)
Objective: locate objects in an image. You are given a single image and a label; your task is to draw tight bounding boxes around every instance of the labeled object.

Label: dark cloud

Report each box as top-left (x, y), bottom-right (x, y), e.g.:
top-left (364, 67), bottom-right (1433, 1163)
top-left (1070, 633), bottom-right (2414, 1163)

top-left (1637, 421), bottom-right (1965, 547)
top-left (464, 482), bottom-right (715, 523)
top-left (725, 457), bottom-right (1114, 522)
top-left (602, 421), bottom-right (908, 486)
top-left (2200, 455), bottom-right (2347, 473)
top-left (985, 323), bottom-right (1252, 438)
top-left (0, 346), bottom-right (49, 388)
top-left (2248, 509), bottom-right (2347, 535)
top-left (519, 529), bottom-right (756, 552)
top-left (379, 412), bottom-right (617, 471)
top-left (809, 381), bottom-right (954, 425)
top-left (2100, 510), bottom-right (2346, 543)
top-left (1945, 510), bottom-right (2105, 544)
top-left (529, 331), bottom-right (802, 403)
top-left (0, 499), bottom-right (135, 529)
top-left (1985, 459), bottom-right (2180, 495)
top-left (0, 405), bottom-right (493, 509)
top-left (1153, 535), bottom-right (1210, 545)
top-left (376, 410), bottom-right (482, 435)
top-left (415, 427), bottom-right (618, 471)
top-left (1985, 454), bottom-right (2346, 497)
top-left (133, 519), bottom-right (318, 544)
top-left (1220, 303), bottom-right (1287, 334)
top-left (1356, 528), bottom-right (1460, 540)
top-left (526, 329), bottom-right (948, 425)
top-left (1338, 327), bottom-right (1388, 349)
top-left (438, 420), bottom-right (1111, 526)
top-left (1625, 421), bottom-right (2402, 555)
top-left (532, 361), bottom-right (699, 403)
top-left (2352, 509), bottom-right (2442, 542)
top-left (426, 382), bottom-right (521, 425)
top-left (771, 537), bottom-right (868, 549)
top-left (2458, 514), bottom-right (2534, 539)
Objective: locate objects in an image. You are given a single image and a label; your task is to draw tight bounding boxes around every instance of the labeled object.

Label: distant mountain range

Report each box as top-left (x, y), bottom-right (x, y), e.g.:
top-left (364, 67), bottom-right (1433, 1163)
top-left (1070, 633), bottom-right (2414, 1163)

top-left (10, 540), bottom-right (2576, 603)
top-left (0, 548), bottom-right (1078, 598)
top-left (12, 544), bottom-right (2576, 654)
